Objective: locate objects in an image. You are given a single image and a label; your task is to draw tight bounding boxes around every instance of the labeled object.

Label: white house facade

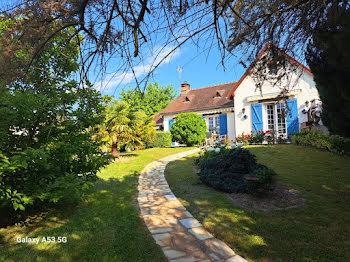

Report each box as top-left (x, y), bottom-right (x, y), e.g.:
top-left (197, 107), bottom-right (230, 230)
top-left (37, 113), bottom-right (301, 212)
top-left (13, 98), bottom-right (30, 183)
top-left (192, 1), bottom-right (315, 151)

top-left (154, 45), bottom-right (323, 141)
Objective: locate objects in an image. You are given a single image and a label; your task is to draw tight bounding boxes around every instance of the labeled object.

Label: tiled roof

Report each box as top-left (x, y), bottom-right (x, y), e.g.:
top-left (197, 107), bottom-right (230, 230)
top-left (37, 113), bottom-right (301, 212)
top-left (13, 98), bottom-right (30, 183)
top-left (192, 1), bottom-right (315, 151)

top-left (153, 112), bottom-right (163, 126)
top-left (160, 82), bottom-right (236, 115)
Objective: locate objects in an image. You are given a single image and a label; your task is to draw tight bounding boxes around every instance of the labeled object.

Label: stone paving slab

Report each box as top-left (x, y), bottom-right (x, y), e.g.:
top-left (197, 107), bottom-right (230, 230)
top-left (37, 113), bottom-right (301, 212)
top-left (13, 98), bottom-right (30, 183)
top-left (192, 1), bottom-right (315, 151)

top-left (137, 148), bottom-right (248, 262)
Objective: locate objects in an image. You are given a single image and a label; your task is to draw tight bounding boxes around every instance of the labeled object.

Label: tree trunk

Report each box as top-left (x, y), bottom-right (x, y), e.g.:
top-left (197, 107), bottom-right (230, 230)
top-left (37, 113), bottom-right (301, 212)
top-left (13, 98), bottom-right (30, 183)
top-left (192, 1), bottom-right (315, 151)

top-left (111, 143), bottom-right (120, 158)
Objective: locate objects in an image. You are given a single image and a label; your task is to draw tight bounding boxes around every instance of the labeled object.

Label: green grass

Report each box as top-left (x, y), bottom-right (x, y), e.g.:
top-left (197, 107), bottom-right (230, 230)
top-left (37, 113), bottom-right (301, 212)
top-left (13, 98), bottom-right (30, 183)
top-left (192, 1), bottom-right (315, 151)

top-left (165, 144), bottom-right (350, 262)
top-left (0, 147), bottom-right (194, 262)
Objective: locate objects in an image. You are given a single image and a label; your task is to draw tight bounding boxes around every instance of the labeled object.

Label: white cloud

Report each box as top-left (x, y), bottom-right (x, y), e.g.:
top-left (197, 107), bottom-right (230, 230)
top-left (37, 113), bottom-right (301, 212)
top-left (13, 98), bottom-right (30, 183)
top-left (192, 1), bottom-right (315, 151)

top-left (93, 45), bottom-right (181, 92)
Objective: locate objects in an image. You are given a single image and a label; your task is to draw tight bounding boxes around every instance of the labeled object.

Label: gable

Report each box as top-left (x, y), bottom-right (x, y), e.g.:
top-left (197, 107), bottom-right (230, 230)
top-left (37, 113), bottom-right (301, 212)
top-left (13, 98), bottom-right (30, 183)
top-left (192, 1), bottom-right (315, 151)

top-left (227, 44), bottom-right (313, 98)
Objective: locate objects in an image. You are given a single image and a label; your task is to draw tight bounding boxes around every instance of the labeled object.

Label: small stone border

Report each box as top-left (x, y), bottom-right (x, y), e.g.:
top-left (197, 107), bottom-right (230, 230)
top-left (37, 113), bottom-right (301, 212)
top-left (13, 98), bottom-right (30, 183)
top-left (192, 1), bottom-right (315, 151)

top-left (138, 148), bottom-right (247, 262)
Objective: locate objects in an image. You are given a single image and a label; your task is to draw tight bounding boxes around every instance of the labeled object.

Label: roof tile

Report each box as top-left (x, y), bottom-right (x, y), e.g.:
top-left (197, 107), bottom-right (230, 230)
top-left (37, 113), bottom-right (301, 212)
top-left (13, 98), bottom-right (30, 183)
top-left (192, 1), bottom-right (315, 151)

top-left (160, 82), bottom-right (236, 115)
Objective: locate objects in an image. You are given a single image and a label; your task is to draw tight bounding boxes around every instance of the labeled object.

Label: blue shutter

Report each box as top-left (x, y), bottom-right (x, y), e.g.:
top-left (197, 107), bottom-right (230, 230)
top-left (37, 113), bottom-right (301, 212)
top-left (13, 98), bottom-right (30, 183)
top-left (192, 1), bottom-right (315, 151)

top-left (286, 99), bottom-right (299, 134)
top-left (251, 103), bottom-right (263, 132)
top-left (169, 119), bottom-right (175, 132)
top-left (219, 114), bottom-right (227, 135)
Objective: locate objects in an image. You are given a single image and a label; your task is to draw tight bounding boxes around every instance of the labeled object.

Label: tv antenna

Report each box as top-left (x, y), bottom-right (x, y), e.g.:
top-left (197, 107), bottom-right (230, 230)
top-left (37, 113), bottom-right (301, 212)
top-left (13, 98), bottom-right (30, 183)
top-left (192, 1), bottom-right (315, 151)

top-left (177, 66), bottom-right (183, 85)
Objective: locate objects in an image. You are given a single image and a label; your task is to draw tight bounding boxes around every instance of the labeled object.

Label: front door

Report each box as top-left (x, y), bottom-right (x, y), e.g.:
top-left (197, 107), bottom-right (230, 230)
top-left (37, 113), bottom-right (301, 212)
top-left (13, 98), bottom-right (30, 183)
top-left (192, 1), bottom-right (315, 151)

top-left (266, 103), bottom-right (287, 137)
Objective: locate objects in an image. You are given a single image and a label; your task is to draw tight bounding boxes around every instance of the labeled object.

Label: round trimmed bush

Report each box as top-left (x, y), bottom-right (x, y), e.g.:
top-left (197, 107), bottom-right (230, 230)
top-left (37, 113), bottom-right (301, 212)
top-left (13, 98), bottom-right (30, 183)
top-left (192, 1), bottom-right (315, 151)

top-left (170, 112), bottom-right (206, 146)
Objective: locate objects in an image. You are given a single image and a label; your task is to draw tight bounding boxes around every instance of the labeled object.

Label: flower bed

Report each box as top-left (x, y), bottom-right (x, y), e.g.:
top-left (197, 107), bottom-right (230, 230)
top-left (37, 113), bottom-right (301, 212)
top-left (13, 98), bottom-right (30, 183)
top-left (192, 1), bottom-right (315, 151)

top-left (236, 130), bottom-right (291, 145)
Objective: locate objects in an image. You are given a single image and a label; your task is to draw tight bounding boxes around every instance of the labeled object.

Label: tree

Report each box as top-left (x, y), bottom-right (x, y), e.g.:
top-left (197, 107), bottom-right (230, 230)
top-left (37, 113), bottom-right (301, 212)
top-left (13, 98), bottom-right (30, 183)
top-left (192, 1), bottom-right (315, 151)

top-left (0, 26), bottom-right (109, 211)
top-left (120, 82), bottom-right (177, 116)
top-left (171, 113), bottom-right (206, 146)
top-left (1, 1), bottom-right (350, 136)
top-left (96, 100), bottom-right (156, 157)
top-left (306, 5), bottom-right (350, 138)
top-left (2, 1), bottom-right (346, 90)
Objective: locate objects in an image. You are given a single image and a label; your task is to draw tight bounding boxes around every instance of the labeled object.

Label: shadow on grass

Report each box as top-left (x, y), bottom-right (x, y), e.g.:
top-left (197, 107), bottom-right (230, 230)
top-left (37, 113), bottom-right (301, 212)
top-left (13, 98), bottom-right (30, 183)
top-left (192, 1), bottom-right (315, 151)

top-left (0, 174), bottom-right (165, 262)
top-left (165, 153), bottom-right (350, 262)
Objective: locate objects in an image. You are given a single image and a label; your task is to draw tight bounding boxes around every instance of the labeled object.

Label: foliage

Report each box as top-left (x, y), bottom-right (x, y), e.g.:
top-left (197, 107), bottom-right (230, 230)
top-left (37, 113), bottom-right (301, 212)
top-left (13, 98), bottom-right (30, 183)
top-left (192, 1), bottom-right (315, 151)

top-left (120, 82), bottom-right (177, 116)
top-left (2, 1), bottom-right (345, 88)
top-left (147, 131), bottom-right (172, 148)
top-left (306, 5), bottom-right (350, 138)
top-left (292, 130), bottom-right (350, 155)
top-left (0, 25), bottom-right (109, 211)
top-left (170, 112), bottom-right (206, 146)
top-left (198, 148), bottom-right (276, 194)
top-left (195, 149), bottom-right (224, 167)
top-left (246, 165), bottom-right (277, 194)
top-left (95, 100), bottom-right (156, 156)
top-left (0, 152), bottom-right (31, 211)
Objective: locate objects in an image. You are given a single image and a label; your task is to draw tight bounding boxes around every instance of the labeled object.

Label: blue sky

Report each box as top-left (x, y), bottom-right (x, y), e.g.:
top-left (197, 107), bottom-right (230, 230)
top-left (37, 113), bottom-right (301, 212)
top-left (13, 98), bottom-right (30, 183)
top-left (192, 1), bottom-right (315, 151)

top-left (96, 42), bottom-right (246, 98)
top-left (0, 0), bottom-right (247, 98)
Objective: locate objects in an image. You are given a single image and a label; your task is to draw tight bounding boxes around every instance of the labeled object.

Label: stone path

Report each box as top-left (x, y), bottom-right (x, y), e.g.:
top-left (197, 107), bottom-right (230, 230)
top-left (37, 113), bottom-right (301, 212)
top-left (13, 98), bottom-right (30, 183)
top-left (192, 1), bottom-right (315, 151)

top-left (137, 148), bottom-right (247, 262)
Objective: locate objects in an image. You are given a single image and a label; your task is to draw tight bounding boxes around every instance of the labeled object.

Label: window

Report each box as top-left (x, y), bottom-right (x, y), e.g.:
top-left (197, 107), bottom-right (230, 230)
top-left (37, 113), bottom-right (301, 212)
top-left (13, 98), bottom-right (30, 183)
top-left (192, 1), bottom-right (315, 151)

top-left (208, 116), bottom-right (220, 134)
top-left (265, 103), bottom-right (287, 137)
top-left (266, 104), bottom-right (275, 130)
top-left (209, 117), bottom-right (214, 130)
top-left (276, 103), bottom-right (286, 136)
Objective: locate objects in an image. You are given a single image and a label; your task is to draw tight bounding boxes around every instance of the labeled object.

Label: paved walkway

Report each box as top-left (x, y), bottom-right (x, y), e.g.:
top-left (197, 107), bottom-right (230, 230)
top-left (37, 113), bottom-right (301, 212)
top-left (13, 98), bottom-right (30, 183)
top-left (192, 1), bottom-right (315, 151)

top-left (137, 148), bottom-right (247, 262)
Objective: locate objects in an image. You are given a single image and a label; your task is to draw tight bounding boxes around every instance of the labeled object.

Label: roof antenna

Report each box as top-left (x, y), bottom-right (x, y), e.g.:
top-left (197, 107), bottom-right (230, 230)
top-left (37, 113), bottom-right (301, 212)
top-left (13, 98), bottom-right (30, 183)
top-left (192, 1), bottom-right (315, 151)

top-left (177, 66), bottom-right (183, 85)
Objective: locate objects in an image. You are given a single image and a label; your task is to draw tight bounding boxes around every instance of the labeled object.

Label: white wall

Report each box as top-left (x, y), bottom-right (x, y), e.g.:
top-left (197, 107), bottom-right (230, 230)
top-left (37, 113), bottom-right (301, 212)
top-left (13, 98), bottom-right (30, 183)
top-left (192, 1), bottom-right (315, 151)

top-left (226, 112), bottom-right (236, 141)
top-left (163, 114), bottom-right (176, 132)
top-left (233, 69), bottom-right (320, 137)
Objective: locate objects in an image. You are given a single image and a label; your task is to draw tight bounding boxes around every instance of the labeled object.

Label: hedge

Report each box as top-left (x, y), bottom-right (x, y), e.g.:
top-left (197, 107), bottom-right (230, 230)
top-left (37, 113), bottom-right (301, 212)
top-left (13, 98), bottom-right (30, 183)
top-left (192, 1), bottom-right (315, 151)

top-left (292, 130), bottom-right (350, 155)
top-left (147, 131), bottom-right (172, 148)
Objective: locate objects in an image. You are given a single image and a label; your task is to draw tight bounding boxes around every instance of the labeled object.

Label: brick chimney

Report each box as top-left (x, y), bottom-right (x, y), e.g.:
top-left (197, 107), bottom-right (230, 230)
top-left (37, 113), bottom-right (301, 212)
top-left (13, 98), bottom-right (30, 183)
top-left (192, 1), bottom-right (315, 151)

top-left (180, 82), bottom-right (190, 95)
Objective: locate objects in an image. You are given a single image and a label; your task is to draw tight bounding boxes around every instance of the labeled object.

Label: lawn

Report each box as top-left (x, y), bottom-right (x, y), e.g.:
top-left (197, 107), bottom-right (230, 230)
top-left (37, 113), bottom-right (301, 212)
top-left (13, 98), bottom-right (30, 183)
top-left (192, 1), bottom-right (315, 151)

top-left (0, 147), bottom-right (194, 262)
top-left (165, 144), bottom-right (350, 262)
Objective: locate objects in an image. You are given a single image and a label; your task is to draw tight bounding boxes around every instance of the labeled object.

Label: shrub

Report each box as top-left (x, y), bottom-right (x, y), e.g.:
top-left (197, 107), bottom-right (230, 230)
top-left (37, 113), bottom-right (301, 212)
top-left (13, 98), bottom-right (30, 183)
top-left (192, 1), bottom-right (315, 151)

top-left (170, 112), bottom-right (206, 146)
top-left (246, 165), bottom-right (277, 194)
top-left (197, 148), bottom-right (276, 194)
top-left (292, 130), bottom-right (350, 155)
top-left (148, 131), bottom-right (172, 148)
top-left (195, 148), bottom-right (226, 166)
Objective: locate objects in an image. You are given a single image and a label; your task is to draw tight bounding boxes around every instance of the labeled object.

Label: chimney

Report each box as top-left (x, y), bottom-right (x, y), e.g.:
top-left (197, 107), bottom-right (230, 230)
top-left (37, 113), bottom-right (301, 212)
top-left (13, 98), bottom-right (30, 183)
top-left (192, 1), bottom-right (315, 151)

top-left (180, 82), bottom-right (190, 95)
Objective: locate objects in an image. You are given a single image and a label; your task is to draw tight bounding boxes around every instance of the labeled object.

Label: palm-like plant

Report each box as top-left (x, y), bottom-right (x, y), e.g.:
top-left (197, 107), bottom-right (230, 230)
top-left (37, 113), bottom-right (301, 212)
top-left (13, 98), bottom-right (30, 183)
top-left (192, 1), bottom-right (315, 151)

top-left (126, 111), bottom-right (156, 150)
top-left (95, 100), bottom-right (156, 157)
top-left (95, 101), bottom-right (132, 157)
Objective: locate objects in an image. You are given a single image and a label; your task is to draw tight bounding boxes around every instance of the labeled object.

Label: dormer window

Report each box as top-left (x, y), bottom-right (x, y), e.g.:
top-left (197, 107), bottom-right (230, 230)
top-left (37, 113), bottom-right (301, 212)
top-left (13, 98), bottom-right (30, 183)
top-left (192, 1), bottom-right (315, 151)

top-left (215, 90), bottom-right (224, 98)
top-left (185, 96), bottom-right (190, 102)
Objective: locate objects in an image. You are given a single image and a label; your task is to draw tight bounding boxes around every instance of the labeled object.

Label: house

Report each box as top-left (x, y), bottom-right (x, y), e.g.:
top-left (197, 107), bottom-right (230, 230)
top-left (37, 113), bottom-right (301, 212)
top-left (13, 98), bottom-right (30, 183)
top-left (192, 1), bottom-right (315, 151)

top-left (155, 45), bottom-right (324, 141)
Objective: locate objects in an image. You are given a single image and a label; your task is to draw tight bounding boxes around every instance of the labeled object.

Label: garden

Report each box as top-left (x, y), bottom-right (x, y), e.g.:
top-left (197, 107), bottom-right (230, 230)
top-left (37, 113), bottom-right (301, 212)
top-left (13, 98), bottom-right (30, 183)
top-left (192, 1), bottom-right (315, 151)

top-left (0, 147), bottom-right (193, 261)
top-left (165, 144), bottom-right (350, 262)
top-left (1, 2), bottom-right (350, 261)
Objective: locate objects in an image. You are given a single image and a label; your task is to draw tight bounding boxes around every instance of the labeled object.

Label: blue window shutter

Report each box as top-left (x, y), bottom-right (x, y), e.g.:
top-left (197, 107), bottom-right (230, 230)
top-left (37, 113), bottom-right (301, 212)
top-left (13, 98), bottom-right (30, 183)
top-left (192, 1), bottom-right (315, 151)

top-left (219, 114), bottom-right (227, 135)
top-left (201, 115), bottom-right (205, 119)
top-left (251, 103), bottom-right (263, 132)
top-left (286, 99), bottom-right (299, 134)
top-left (169, 119), bottom-right (175, 132)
